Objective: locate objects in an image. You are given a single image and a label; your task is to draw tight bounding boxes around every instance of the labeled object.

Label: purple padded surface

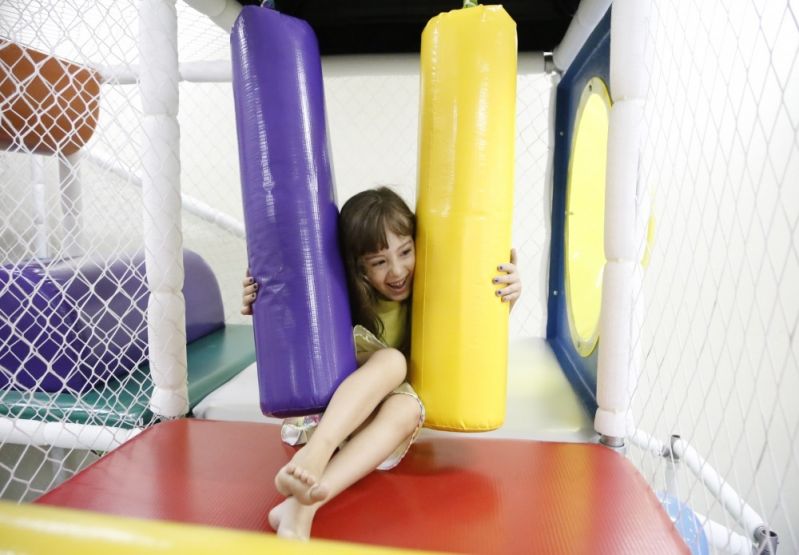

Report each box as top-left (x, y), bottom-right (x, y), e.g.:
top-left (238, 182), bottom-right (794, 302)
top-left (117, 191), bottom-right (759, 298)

top-left (0, 250), bottom-right (223, 392)
top-left (231, 6), bottom-right (356, 417)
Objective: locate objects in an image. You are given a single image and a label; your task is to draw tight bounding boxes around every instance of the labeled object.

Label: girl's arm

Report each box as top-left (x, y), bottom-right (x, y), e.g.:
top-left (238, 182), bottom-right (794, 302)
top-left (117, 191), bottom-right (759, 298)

top-left (245, 251), bottom-right (522, 315)
top-left (241, 270), bottom-right (258, 315)
top-left (493, 248), bottom-right (522, 311)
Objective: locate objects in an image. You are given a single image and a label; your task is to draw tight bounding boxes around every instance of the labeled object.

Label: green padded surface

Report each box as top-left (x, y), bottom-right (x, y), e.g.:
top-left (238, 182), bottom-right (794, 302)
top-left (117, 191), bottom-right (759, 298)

top-left (0, 325), bottom-right (255, 429)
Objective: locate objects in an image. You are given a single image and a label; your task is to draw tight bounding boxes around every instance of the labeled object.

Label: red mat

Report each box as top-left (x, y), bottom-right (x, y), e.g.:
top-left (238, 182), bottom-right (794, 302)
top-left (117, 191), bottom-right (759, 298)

top-left (37, 419), bottom-right (687, 554)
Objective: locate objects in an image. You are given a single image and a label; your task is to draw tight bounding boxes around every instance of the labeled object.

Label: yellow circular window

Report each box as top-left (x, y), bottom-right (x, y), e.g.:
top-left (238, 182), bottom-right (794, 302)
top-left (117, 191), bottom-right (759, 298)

top-left (566, 77), bottom-right (610, 356)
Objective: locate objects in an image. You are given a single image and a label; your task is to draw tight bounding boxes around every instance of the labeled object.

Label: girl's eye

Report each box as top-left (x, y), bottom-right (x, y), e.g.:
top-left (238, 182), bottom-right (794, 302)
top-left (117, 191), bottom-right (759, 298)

top-left (402, 248), bottom-right (412, 256)
top-left (371, 260), bottom-right (385, 267)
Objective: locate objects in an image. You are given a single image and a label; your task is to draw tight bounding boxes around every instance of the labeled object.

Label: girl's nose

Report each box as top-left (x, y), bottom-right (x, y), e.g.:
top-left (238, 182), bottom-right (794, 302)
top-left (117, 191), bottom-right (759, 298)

top-left (386, 259), bottom-right (402, 278)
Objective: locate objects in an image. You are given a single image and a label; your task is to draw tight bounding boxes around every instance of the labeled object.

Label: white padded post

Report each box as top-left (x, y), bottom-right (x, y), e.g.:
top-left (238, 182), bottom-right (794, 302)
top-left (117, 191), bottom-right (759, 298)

top-left (139, 0), bottom-right (188, 418)
top-left (594, 0), bottom-right (652, 440)
top-left (551, 0), bottom-right (611, 73)
top-left (182, 0), bottom-right (242, 32)
top-left (609, 0), bottom-right (649, 101)
top-left (604, 100), bottom-right (644, 261)
top-left (595, 261), bottom-right (634, 438)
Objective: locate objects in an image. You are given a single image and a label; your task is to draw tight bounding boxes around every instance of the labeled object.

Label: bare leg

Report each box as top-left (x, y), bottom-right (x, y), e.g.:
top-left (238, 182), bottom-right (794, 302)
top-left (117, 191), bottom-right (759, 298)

top-left (275, 348), bottom-right (407, 504)
top-left (272, 393), bottom-right (421, 539)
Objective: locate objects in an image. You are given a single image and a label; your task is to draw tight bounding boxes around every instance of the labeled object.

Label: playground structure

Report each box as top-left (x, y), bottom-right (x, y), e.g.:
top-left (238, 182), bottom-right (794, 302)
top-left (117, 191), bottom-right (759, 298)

top-left (0, 0), bottom-right (797, 553)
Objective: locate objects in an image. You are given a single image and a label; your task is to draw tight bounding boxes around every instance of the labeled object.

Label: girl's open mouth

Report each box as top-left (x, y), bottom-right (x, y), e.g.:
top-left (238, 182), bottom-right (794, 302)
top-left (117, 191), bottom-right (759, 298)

top-left (387, 277), bottom-right (409, 293)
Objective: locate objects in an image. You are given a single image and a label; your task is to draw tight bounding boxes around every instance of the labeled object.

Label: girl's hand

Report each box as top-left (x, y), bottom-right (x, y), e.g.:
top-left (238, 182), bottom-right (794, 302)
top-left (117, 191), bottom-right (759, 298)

top-left (493, 248), bottom-right (521, 310)
top-left (241, 270), bottom-right (258, 316)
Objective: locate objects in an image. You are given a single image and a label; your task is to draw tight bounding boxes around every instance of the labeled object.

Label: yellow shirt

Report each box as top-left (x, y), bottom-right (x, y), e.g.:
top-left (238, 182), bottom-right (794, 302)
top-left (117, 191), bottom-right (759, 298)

top-left (375, 299), bottom-right (408, 349)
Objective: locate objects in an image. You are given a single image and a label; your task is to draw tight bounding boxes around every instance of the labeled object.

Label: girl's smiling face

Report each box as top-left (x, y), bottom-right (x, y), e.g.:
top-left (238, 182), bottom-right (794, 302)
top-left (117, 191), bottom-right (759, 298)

top-left (361, 229), bottom-right (415, 302)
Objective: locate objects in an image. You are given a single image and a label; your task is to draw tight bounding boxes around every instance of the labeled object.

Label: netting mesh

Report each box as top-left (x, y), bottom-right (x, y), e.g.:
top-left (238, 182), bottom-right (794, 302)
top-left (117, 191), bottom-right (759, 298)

top-left (629, 0), bottom-right (798, 552)
top-left (0, 1), bottom-right (550, 503)
top-left (5, 2), bottom-right (794, 551)
top-left (322, 61), bottom-right (552, 339)
top-left (0, 0), bottom-right (248, 500)
top-left (2, 1), bottom-right (149, 501)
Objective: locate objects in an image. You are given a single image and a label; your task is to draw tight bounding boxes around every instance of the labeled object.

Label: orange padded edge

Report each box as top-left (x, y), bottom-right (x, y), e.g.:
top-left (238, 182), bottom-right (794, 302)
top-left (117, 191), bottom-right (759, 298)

top-left (0, 41), bottom-right (100, 155)
top-left (38, 420), bottom-right (688, 554)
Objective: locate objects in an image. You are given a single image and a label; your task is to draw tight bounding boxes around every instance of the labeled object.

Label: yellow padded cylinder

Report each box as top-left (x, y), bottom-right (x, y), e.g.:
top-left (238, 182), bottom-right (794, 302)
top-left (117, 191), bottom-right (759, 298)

top-left (411, 5), bottom-right (517, 431)
top-left (0, 502), bottom-right (422, 555)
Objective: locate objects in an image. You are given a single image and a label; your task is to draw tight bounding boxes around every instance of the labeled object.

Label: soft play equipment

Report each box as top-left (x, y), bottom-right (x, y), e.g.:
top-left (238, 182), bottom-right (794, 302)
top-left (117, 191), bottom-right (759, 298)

top-left (547, 9), bottom-right (611, 415)
top-left (411, 5), bottom-right (517, 431)
top-left (35, 419), bottom-right (689, 554)
top-left (0, 40), bottom-right (100, 155)
top-left (230, 7), bottom-right (356, 417)
top-left (0, 502), bottom-right (407, 555)
top-left (0, 250), bottom-right (223, 392)
top-left (7, 2), bottom-right (708, 552)
top-left (0, 323), bottom-right (255, 431)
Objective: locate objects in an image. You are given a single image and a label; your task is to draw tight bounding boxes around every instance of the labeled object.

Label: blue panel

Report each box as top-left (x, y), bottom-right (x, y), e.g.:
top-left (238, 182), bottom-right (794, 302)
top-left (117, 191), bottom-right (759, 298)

top-left (546, 9), bottom-right (611, 417)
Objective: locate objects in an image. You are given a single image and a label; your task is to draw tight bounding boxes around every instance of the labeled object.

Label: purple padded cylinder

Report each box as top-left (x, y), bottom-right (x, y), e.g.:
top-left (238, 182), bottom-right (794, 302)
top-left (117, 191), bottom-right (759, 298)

top-left (231, 7), bottom-right (356, 417)
top-left (0, 250), bottom-right (223, 393)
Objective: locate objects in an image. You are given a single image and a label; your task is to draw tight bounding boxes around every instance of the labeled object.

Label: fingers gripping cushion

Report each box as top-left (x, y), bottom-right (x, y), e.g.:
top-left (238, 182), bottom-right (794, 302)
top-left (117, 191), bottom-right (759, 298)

top-left (231, 7), bottom-right (356, 417)
top-left (411, 6), bottom-right (517, 431)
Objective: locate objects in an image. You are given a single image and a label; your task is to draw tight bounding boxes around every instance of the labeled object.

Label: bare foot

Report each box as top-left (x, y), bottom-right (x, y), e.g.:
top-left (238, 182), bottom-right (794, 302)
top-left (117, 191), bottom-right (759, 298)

top-left (268, 499), bottom-right (288, 531)
top-left (275, 446), bottom-right (330, 504)
top-left (275, 497), bottom-right (317, 540)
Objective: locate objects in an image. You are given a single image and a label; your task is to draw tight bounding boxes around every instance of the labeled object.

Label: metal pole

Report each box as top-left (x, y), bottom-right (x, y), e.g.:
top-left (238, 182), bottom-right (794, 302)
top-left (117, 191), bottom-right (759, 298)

top-left (663, 434), bottom-right (681, 499)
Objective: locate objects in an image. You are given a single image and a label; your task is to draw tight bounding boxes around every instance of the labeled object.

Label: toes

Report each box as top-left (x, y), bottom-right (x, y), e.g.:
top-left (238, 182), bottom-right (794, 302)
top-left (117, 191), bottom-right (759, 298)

top-left (276, 464), bottom-right (323, 504)
top-left (308, 482), bottom-right (329, 503)
top-left (293, 468), bottom-right (315, 486)
top-left (276, 465), bottom-right (305, 497)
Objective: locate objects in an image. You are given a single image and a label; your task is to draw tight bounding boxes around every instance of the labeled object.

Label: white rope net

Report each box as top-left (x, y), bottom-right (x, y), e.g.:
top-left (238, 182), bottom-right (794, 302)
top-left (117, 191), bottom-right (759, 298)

top-left (0, 0), bottom-right (247, 500)
top-left (5, 1), bottom-right (795, 552)
top-left (0, 1), bottom-right (551, 502)
top-left (629, 0), bottom-right (798, 552)
top-left (322, 57), bottom-right (553, 340)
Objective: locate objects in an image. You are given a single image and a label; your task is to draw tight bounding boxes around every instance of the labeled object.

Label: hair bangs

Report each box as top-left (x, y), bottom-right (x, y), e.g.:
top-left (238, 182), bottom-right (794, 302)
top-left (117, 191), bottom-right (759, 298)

top-left (348, 191), bottom-right (414, 258)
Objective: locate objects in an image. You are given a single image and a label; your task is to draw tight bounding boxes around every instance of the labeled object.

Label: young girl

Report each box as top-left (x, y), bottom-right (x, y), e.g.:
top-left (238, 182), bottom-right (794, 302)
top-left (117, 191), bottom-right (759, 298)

top-left (241, 186), bottom-right (521, 539)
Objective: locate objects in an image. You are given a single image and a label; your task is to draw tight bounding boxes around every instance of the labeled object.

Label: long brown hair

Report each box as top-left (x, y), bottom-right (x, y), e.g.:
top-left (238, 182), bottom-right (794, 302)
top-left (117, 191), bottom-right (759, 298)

top-left (339, 187), bottom-right (415, 343)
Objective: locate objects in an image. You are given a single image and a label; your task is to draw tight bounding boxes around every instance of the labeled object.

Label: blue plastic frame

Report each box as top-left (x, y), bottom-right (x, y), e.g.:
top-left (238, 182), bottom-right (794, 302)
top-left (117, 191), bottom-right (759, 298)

top-left (546, 9), bottom-right (611, 417)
